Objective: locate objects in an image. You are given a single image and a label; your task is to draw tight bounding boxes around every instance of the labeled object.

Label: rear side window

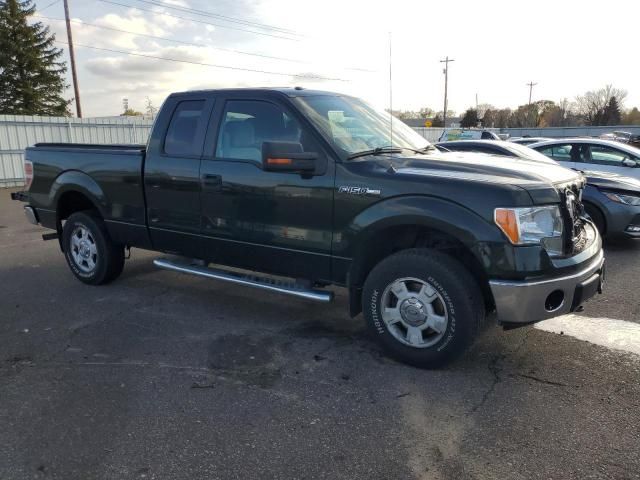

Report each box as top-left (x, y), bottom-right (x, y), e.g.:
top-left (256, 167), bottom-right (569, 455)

top-left (537, 144), bottom-right (573, 161)
top-left (164, 100), bottom-right (207, 156)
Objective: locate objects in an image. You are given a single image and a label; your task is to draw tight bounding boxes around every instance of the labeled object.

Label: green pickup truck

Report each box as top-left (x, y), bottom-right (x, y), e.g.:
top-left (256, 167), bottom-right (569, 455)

top-left (11, 88), bottom-right (605, 367)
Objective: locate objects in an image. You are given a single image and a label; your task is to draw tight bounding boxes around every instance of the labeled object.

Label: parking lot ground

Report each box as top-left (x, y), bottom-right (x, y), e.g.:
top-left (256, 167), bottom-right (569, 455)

top-left (1, 189), bottom-right (640, 480)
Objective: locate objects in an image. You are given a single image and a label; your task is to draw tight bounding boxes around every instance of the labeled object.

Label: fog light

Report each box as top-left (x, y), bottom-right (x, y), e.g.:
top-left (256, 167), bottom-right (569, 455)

top-left (626, 225), bottom-right (640, 233)
top-left (545, 290), bottom-right (565, 312)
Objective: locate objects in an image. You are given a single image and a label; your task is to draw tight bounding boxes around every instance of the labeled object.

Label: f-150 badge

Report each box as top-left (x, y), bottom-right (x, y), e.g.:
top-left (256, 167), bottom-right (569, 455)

top-left (338, 186), bottom-right (381, 196)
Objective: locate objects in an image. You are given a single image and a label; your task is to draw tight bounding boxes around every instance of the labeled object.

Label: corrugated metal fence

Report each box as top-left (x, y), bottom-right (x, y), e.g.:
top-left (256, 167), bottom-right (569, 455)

top-left (0, 115), bottom-right (153, 187)
top-left (2, 115), bottom-right (639, 187)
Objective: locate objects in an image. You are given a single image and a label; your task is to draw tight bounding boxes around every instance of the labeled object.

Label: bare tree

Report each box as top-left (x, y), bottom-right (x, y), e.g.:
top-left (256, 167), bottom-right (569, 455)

top-left (575, 85), bottom-right (627, 126)
top-left (476, 103), bottom-right (494, 120)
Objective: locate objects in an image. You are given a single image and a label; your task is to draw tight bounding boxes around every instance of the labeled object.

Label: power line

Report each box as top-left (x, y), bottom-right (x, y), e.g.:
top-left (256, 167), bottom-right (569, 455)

top-left (38, 0), bottom-right (61, 12)
top-left (35, 14), bottom-right (377, 73)
top-left (37, 15), bottom-right (310, 64)
top-left (95, 0), bottom-right (301, 41)
top-left (54, 41), bottom-right (349, 81)
top-left (129, 0), bottom-right (302, 36)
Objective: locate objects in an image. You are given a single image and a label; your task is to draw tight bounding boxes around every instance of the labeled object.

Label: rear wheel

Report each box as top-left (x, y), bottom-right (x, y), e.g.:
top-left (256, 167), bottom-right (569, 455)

top-left (362, 248), bottom-right (484, 368)
top-left (62, 211), bottom-right (124, 285)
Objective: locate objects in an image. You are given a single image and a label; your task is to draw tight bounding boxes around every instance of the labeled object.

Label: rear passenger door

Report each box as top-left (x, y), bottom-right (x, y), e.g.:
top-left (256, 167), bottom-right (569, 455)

top-left (198, 95), bottom-right (335, 281)
top-left (144, 95), bottom-right (215, 257)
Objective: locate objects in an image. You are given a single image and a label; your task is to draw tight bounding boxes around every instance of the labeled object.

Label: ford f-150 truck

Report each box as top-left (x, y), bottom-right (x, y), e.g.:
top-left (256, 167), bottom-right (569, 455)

top-left (11, 88), bottom-right (605, 367)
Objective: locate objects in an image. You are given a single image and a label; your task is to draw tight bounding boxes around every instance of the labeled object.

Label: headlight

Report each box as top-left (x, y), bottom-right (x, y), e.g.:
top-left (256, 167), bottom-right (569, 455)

top-left (494, 206), bottom-right (564, 256)
top-left (603, 191), bottom-right (640, 206)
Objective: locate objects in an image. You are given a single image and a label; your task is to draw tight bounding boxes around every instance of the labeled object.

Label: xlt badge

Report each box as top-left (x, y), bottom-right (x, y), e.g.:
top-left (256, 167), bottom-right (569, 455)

top-left (339, 186), bottom-right (381, 196)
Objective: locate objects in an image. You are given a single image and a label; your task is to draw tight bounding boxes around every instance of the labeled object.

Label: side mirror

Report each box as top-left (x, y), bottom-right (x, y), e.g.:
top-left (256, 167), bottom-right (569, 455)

top-left (622, 158), bottom-right (638, 168)
top-left (262, 141), bottom-right (317, 173)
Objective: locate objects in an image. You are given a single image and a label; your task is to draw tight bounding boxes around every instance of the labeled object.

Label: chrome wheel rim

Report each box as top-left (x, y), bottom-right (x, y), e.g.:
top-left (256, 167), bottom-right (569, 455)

top-left (70, 225), bottom-right (98, 273)
top-left (381, 277), bottom-right (449, 348)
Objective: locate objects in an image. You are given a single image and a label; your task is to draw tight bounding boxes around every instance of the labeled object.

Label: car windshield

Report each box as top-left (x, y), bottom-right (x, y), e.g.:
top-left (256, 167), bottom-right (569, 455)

top-left (294, 95), bottom-right (431, 156)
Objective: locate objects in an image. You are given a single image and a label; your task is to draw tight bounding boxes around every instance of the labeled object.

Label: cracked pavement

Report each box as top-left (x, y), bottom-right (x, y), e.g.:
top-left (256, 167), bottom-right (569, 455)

top-left (1, 190), bottom-right (640, 480)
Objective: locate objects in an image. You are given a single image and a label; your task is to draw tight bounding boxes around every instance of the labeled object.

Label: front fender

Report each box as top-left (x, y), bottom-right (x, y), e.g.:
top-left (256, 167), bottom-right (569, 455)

top-left (335, 195), bottom-right (503, 258)
top-left (336, 195), bottom-right (556, 288)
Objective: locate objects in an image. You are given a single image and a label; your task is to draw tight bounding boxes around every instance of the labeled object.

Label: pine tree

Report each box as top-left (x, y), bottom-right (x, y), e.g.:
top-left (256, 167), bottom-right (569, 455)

top-left (460, 108), bottom-right (479, 128)
top-left (0, 0), bottom-right (70, 115)
top-left (603, 96), bottom-right (622, 126)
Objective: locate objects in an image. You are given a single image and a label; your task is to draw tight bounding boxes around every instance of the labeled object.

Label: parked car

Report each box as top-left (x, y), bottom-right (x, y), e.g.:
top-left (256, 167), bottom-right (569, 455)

top-left (509, 136), bottom-right (552, 145)
top-left (438, 128), bottom-right (500, 142)
top-left (435, 140), bottom-right (640, 238)
top-left (530, 138), bottom-right (640, 180)
top-left (599, 130), bottom-right (640, 148)
top-left (11, 88), bottom-right (604, 368)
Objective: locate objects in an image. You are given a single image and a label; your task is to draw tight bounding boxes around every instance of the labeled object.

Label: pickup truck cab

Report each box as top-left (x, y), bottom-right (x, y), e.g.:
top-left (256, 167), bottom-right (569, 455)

top-left (12, 88), bottom-right (605, 367)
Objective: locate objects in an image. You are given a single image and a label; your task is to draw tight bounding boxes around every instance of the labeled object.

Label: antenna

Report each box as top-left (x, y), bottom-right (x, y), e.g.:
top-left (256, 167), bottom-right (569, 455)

top-left (389, 31), bottom-right (393, 146)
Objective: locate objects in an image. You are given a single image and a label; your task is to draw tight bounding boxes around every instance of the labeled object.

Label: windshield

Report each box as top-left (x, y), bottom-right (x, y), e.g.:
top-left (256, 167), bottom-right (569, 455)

top-left (294, 95), bottom-right (431, 156)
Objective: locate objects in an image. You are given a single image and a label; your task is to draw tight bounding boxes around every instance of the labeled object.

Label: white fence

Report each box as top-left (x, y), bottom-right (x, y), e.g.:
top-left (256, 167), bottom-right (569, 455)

top-left (2, 115), bottom-right (639, 187)
top-left (0, 115), bottom-right (153, 187)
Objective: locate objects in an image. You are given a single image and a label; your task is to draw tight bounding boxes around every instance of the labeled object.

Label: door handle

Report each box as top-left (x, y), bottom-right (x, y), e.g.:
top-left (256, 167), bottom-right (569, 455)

top-left (202, 174), bottom-right (222, 189)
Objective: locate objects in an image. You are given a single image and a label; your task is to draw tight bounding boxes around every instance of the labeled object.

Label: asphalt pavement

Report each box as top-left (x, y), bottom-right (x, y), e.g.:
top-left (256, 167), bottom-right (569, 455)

top-left (1, 189), bottom-right (639, 480)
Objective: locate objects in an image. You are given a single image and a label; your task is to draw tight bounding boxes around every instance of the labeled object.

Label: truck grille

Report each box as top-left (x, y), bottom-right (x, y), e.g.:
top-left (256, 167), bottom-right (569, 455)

top-left (558, 180), bottom-right (587, 255)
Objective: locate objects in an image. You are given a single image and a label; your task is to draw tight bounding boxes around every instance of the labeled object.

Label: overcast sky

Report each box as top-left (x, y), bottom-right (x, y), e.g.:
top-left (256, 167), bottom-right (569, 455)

top-left (33, 0), bottom-right (640, 117)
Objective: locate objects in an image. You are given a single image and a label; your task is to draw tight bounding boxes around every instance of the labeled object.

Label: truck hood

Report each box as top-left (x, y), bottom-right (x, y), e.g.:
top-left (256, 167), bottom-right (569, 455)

top-left (389, 151), bottom-right (582, 187)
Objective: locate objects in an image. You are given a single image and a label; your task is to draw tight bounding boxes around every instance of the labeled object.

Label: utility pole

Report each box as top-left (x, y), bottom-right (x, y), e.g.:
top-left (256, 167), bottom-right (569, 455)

top-left (440, 56), bottom-right (454, 127)
top-left (63, 0), bottom-right (82, 117)
top-left (527, 81), bottom-right (537, 105)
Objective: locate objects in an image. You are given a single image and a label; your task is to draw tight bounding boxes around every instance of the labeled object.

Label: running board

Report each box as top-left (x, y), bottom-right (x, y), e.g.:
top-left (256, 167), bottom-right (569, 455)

top-left (153, 258), bottom-right (334, 303)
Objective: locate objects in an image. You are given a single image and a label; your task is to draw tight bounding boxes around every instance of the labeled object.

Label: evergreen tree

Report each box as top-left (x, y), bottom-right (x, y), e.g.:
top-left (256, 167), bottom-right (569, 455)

top-left (460, 108), bottom-right (479, 128)
top-left (603, 96), bottom-right (622, 125)
top-left (0, 0), bottom-right (70, 115)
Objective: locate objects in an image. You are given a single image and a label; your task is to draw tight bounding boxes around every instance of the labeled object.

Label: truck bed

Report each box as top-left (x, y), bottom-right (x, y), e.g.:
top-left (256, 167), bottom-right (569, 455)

top-left (25, 143), bottom-right (148, 246)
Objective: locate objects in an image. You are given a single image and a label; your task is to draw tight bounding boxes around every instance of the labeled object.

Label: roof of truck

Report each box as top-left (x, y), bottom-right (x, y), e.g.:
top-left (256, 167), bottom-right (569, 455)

top-left (169, 87), bottom-right (343, 98)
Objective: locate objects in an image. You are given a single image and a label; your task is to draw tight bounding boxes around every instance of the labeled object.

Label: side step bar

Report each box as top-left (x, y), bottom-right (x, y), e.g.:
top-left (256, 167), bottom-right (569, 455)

top-left (153, 258), bottom-right (334, 303)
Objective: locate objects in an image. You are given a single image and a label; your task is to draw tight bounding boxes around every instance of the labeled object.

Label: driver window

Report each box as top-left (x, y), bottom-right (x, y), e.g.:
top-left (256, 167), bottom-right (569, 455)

top-left (587, 146), bottom-right (629, 166)
top-left (215, 100), bottom-right (306, 163)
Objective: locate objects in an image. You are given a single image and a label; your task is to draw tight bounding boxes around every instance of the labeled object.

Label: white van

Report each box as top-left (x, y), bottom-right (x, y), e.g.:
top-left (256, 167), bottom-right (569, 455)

top-left (438, 128), bottom-right (501, 142)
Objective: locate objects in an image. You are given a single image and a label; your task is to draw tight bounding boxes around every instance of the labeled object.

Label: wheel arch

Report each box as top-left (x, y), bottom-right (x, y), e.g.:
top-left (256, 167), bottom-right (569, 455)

top-left (51, 171), bottom-right (108, 250)
top-left (344, 197), bottom-right (500, 317)
top-left (583, 199), bottom-right (607, 236)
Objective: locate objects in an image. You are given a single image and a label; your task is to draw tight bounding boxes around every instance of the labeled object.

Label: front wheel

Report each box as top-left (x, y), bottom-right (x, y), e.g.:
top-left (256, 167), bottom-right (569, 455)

top-left (62, 211), bottom-right (124, 285)
top-left (362, 248), bottom-right (484, 368)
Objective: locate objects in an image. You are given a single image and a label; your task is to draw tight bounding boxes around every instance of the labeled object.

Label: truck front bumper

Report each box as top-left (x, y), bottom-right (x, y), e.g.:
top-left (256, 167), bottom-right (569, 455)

top-left (489, 249), bottom-right (605, 325)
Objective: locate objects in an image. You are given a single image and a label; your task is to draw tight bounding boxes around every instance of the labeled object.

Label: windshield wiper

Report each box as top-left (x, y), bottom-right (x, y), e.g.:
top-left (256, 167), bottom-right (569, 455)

top-left (347, 146), bottom-right (403, 160)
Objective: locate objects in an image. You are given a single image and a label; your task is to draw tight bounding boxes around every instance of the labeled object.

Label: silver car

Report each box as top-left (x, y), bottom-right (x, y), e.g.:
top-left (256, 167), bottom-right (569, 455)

top-left (530, 138), bottom-right (640, 179)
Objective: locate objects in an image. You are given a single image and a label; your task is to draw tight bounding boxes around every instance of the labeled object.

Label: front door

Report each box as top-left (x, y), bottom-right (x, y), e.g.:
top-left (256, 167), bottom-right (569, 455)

top-left (199, 96), bottom-right (335, 281)
top-left (579, 144), bottom-right (640, 178)
top-left (144, 96), bottom-right (214, 257)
